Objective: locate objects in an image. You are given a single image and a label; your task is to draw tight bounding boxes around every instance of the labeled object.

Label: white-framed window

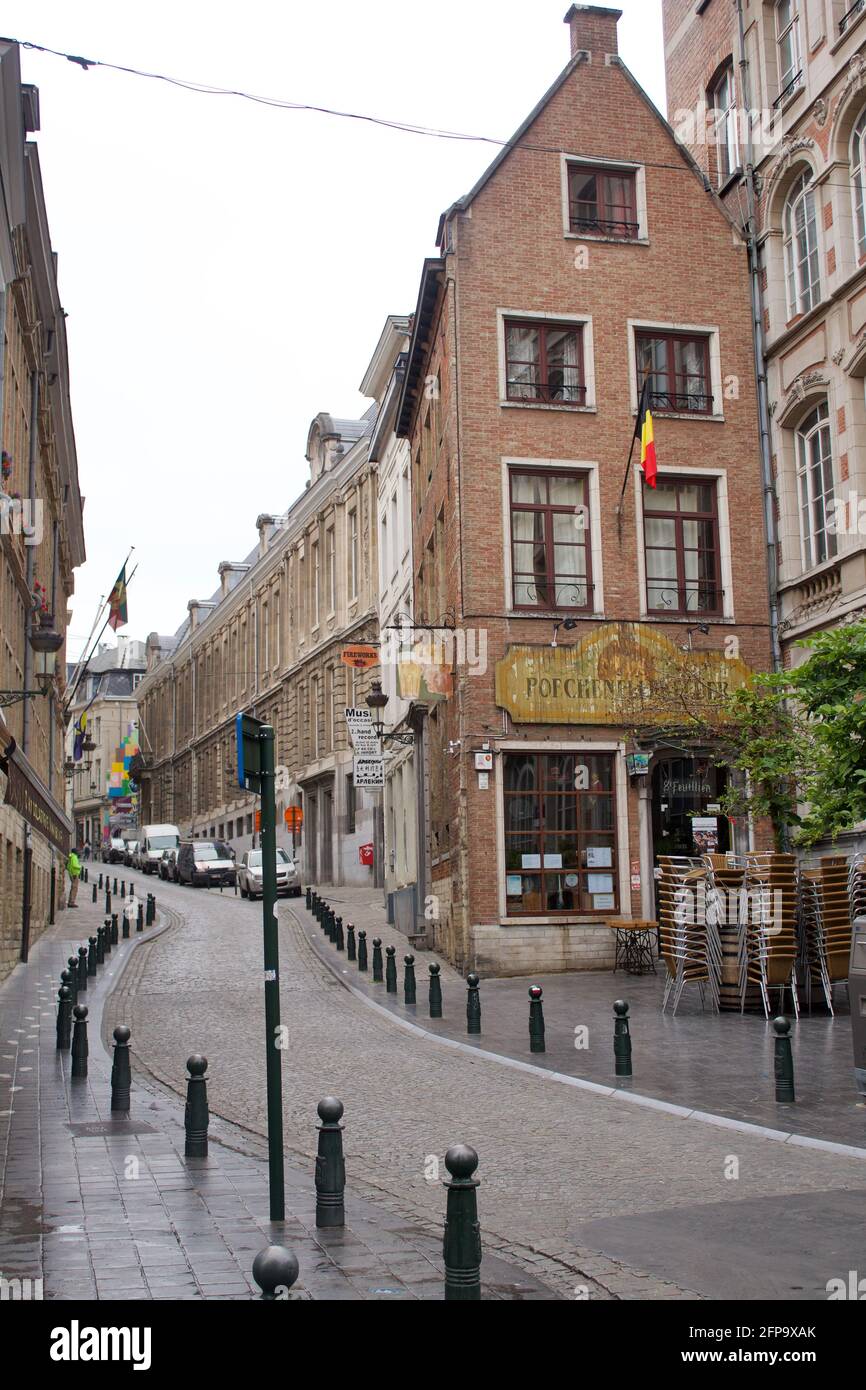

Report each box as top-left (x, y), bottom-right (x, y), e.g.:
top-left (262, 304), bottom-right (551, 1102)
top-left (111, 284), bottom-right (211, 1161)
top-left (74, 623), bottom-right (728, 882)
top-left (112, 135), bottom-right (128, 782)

top-left (776, 0), bottom-right (802, 99)
top-left (852, 107), bottom-right (866, 258)
top-left (796, 401), bottom-right (837, 570)
top-left (783, 172), bottom-right (821, 316)
top-left (560, 154), bottom-right (648, 242)
top-left (311, 540), bottom-right (320, 627)
top-left (497, 309), bottom-right (596, 412)
top-left (500, 457), bottom-right (605, 615)
top-left (325, 526), bottom-right (335, 615)
top-left (709, 63), bottom-right (738, 186)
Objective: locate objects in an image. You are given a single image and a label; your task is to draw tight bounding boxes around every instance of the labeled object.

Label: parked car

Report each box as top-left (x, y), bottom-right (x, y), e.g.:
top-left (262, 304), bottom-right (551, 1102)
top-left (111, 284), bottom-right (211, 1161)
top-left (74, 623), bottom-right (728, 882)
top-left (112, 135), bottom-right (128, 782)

top-left (123, 840), bottom-right (139, 869)
top-left (238, 848), bottom-right (300, 899)
top-left (157, 849), bottom-right (176, 882)
top-left (176, 841), bottom-right (237, 889)
top-left (107, 836), bottom-right (126, 865)
top-left (138, 824), bottom-right (181, 875)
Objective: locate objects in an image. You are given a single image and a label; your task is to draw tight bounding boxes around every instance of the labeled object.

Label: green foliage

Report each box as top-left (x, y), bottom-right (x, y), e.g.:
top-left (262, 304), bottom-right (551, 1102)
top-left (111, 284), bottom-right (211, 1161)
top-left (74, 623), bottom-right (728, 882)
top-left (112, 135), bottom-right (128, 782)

top-left (719, 620), bottom-right (866, 846)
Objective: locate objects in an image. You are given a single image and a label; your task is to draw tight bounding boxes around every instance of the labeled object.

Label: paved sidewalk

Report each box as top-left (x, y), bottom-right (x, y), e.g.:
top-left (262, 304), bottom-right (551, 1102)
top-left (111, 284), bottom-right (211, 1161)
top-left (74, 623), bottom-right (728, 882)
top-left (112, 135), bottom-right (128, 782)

top-left (0, 875), bottom-right (556, 1301)
top-left (302, 885), bottom-right (865, 1151)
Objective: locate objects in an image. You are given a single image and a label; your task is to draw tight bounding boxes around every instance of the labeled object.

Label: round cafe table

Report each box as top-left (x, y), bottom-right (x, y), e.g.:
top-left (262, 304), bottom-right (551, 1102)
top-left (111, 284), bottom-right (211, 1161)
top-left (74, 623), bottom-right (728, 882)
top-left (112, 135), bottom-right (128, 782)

top-left (606, 919), bottom-right (658, 975)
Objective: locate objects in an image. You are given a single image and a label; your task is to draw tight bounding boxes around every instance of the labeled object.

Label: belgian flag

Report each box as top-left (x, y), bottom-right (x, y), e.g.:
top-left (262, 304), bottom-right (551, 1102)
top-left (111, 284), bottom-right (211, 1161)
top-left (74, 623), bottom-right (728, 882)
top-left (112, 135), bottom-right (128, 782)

top-left (635, 380), bottom-right (657, 489)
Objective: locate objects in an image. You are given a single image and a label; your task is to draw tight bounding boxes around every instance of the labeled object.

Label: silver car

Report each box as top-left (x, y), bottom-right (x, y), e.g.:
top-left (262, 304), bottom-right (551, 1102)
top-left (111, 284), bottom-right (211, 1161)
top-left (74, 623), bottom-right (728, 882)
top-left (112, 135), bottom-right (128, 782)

top-left (238, 848), bottom-right (300, 899)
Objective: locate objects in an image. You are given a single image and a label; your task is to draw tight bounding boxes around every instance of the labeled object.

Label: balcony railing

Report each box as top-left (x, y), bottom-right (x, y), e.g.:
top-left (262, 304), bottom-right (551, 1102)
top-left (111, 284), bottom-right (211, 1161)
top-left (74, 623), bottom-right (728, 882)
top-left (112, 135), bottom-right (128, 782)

top-left (773, 70), bottom-right (804, 110)
top-left (647, 585), bottom-right (724, 617)
top-left (568, 213), bottom-right (640, 240)
top-left (506, 379), bottom-right (588, 406)
top-left (648, 391), bottom-right (714, 415)
top-left (841, 0), bottom-right (866, 36)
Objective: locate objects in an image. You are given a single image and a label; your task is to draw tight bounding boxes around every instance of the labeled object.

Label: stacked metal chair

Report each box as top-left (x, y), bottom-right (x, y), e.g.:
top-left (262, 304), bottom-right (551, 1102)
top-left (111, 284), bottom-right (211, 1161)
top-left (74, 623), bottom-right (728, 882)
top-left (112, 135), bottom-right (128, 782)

top-left (797, 856), bottom-right (853, 1015)
top-left (703, 853), bottom-right (748, 1012)
top-left (742, 852), bottom-right (799, 1019)
top-left (658, 856), bottom-right (722, 1015)
top-left (849, 853), bottom-right (866, 923)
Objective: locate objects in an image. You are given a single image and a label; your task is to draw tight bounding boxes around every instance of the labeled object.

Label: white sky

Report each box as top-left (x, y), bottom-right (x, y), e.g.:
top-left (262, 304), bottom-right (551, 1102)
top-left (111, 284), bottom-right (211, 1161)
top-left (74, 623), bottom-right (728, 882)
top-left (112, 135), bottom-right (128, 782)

top-left (8, 0), bottom-right (665, 658)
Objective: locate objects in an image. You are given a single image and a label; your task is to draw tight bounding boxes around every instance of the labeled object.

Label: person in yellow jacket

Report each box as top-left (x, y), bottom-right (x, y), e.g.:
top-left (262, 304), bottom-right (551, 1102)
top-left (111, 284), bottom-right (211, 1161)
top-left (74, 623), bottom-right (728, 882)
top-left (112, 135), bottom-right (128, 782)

top-left (66, 848), bottom-right (82, 907)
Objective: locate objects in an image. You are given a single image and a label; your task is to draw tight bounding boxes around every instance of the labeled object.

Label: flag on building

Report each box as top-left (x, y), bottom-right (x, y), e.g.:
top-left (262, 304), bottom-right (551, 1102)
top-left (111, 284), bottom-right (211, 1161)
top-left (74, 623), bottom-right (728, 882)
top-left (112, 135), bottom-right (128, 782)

top-left (635, 381), bottom-right (657, 489)
top-left (73, 711), bottom-right (86, 762)
top-left (107, 565), bottom-right (128, 631)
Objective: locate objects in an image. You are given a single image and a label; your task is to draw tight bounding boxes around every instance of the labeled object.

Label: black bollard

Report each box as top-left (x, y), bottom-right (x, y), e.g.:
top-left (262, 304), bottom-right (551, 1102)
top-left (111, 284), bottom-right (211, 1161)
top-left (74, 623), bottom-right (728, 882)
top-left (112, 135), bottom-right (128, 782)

top-left (184, 1054), bottom-right (210, 1157)
top-left (385, 945), bottom-right (398, 993)
top-left (77, 945), bottom-right (88, 993)
top-left (111, 913), bottom-right (119, 945)
top-left (110, 1026), bottom-right (132, 1112)
top-left (105, 890), bottom-right (111, 917)
top-left (87, 935), bottom-right (98, 977)
top-left (120, 880), bottom-right (126, 899)
top-left (96, 925), bottom-right (105, 966)
top-left (98, 873), bottom-right (103, 890)
top-left (443, 1144), bottom-right (482, 1301)
top-left (147, 893), bottom-right (155, 926)
top-left (315, 1097), bottom-right (346, 1228)
top-left (529, 985), bottom-right (546, 1053)
top-left (92, 882), bottom-right (97, 904)
top-left (66, 958), bottom-right (79, 1007)
top-left (252, 1246), bottom-right (300, 1301)
top-left (334, 916), bottom-right (344, 952)
top-left (466, 973), bottom-right (481, 1035)
top-left (56, 985), bottom-right (72, 1051)
top-left (429, 963), bottom-right (443, 1018)
top-left (773, 1017), bottom-right (795, 1102)
top-left (372, 937), bottom-right (383, 982)
top-left (136, 902), bottom-right (144, 934)
top-left (113, 877), bottom-right (118, 895)
top-left (346, 923), bottom-right (356, 961)
top-left (103, 916), bottom-right (113, 956)
top-left (305, 887), bottom-right (312, 911)
top-left (122, 908), bottom-right (130, 940)
top-left (71, 1005), bottom-right (89, 1079)
top-left (326, 908), bottom-right (335, 943)
top-left (613, 999), bottom-right (632, 1078)
top-left (404, 954), bottom-right (417, 1005)
top-left (357, 930), bottom-right (368, 972)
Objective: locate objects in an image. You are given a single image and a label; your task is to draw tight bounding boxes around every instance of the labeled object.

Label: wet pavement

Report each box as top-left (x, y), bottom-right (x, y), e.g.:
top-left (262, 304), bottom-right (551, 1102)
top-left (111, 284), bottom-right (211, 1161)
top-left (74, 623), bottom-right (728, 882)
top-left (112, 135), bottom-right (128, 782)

top-left (301, 886), bottom-right (865, 1152)
top-left (0, 876), bottom-right (558, 1301)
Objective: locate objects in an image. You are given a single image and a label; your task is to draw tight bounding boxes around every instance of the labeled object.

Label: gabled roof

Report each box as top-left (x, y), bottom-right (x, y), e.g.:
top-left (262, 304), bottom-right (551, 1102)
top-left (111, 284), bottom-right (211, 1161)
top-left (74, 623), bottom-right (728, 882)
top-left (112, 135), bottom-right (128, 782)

top-left (435, 51), bottom-right (725, 247)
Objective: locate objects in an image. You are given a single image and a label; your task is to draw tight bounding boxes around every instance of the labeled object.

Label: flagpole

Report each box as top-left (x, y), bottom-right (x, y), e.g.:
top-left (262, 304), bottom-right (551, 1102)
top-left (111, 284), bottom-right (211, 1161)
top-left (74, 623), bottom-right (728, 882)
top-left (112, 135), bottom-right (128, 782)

top-left (616, 374), bottom-right (651, 541)
top-left (64, 550), bottom-right (136, 715)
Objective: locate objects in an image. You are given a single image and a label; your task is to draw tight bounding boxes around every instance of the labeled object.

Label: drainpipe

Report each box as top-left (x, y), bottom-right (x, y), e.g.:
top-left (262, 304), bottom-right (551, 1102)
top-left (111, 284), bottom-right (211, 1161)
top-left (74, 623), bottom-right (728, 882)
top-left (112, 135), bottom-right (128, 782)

top-left (23, 369), bottom-right (39, 754)
top-left (737, 0), bottom-right (783, 675)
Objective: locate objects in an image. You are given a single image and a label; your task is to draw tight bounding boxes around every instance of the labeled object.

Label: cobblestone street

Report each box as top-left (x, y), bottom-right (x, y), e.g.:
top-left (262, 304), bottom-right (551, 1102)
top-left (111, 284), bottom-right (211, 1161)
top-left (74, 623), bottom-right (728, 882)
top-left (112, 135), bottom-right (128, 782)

top-left (115, 872), bottom-right (866, 1301)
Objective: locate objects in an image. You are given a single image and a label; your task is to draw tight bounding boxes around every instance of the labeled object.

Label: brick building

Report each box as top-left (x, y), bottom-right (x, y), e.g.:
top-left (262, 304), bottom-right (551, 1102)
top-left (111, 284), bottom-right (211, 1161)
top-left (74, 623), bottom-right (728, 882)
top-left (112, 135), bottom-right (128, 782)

top-left (0, 43), bottom-right (86, 982)
top-left (395, 5), bottom-right (774, 975)
top-left (664, 0), bottom-right (866, 665)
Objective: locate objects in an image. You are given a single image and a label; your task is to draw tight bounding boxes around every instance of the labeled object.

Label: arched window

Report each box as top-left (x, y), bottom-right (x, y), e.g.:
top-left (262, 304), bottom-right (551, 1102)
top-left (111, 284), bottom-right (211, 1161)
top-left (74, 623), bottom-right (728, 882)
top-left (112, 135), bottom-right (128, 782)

top-left (783, 173), bottom-right (821, 316)
top-left (796, 402), bottom-right (837, 571)
top-left (852, 107), bottom-right (866, 258)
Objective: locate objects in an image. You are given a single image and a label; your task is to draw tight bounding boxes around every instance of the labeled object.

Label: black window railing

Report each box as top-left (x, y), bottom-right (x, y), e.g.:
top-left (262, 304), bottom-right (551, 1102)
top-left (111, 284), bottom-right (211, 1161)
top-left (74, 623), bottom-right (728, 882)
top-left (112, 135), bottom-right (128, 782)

top-left (506, 379), bottom-right (588, 406)
top-left (841, 0), bottom-right (866, 35)
top-left (773, 70), bottom-right (804, 109)
top-left (647, 585), bottom-right (724, 616)
top-left (648, 390), bottom-right (714, 415)
top-left (569, 213), bottom-right (640, 239)
top-left (514, 579), bottom-right (595, 611)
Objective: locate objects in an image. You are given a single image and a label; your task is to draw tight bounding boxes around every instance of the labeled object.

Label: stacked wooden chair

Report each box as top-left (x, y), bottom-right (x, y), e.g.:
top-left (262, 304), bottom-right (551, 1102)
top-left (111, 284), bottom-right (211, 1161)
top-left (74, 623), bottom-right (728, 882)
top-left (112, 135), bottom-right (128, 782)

top-left (742, 852), bottom-right (799, 1019)
top-left (658, 856), bottom-right (722, 1015)
top-left (703, 853), bottom-right (748, 1012)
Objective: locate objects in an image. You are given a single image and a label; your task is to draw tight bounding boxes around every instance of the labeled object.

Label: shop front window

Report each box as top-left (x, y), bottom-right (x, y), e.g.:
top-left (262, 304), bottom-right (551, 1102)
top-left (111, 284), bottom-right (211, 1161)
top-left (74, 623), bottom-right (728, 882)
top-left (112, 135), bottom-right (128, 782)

top-left (503, 751), bottom-right (617, 915)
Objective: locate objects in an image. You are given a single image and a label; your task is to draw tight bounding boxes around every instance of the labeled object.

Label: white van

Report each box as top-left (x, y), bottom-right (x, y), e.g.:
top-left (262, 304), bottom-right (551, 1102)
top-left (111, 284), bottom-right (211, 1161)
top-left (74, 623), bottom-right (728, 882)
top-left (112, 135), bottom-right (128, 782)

top-left (138, 824), bottom-right (181, 874)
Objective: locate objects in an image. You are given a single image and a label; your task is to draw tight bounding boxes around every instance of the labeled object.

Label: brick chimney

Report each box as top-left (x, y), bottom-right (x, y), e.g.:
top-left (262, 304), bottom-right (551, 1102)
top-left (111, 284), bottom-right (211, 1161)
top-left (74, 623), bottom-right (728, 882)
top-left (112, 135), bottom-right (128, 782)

top-left (563, 4), bottom-right (621, 59)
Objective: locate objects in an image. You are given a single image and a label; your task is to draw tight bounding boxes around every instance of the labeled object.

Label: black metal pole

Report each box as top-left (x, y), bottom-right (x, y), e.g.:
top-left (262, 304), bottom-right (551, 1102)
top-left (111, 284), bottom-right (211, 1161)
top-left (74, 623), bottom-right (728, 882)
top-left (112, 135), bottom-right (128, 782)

top-left (260, 724), bottom-right (285, 1222)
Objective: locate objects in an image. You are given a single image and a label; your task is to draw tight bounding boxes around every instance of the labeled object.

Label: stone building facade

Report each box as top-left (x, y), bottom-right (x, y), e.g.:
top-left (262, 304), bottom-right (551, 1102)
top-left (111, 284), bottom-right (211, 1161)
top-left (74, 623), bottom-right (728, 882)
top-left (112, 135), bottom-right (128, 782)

top-left (67, 637), bottom-right (145, 851)
top-left (135, 408), bottom-right (383, 884)
top-left (664, 0), bottom-right (866, 665)
top-left (395, 5), bottom-right (774, 975)
top-left (0, 43), bottom-right (86, 982)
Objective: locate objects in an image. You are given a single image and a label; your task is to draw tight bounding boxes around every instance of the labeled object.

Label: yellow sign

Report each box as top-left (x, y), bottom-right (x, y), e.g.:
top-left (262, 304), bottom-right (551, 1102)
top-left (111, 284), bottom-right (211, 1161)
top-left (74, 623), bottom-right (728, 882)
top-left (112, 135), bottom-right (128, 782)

top-left (495, 624), bottom-right (752, 727)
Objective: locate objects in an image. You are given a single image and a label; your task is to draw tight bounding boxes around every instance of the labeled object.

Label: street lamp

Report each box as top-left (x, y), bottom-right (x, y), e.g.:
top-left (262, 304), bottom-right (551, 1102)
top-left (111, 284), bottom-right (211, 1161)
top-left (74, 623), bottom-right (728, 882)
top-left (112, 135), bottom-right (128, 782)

top-left (364, 679), bottom-right (414, 746)
top-left (0, 621), bottom-right (62, 706)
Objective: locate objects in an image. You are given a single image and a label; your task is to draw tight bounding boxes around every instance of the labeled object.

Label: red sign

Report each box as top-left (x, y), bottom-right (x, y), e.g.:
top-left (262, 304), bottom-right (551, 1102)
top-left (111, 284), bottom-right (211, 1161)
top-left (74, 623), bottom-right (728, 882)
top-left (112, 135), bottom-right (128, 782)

top-left (342, 645), bottom-right (379, 670)
top-left (359, 843), bottom-right (374, 866)
top-left (284, 806), bottom-right (303, 831)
